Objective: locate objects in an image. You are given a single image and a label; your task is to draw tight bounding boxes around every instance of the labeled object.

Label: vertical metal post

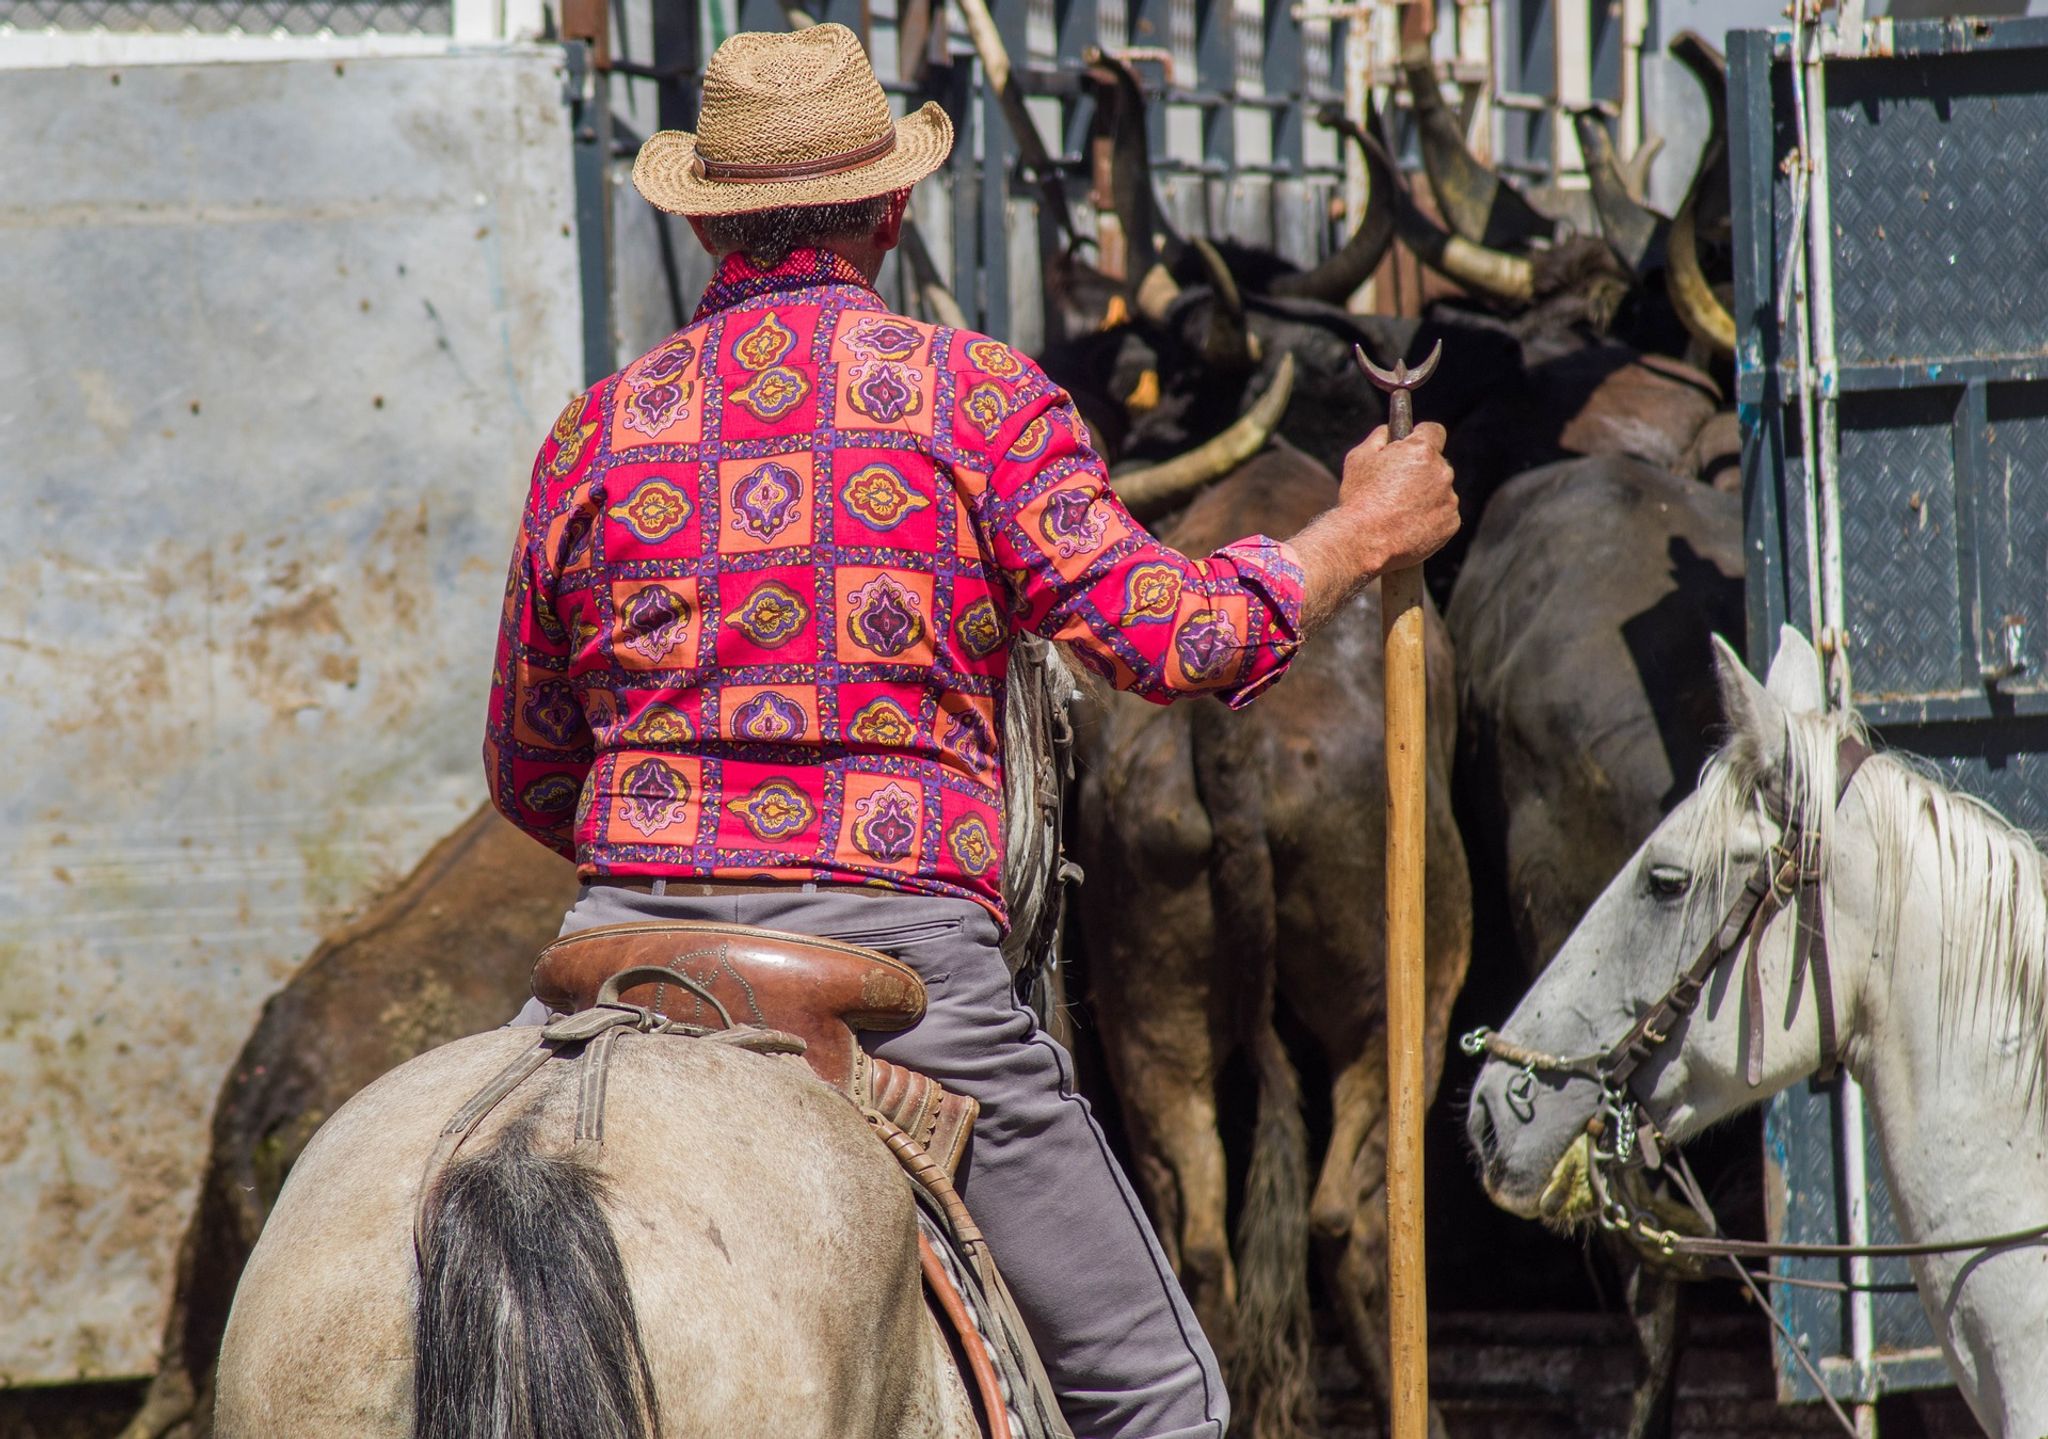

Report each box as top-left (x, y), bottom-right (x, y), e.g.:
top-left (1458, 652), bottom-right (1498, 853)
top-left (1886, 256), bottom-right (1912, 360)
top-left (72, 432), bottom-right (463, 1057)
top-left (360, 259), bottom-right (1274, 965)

top-left (1618, 0), bottom-right (1646, 159)
top-left (1553, 0), bottom-right (1590, 183)
top-left (1135, 0), bottom-right (1177, 203)
top-left (1802, 28), bottom-right (1851, 710)
top-left (565, 39), bottom-right (616, 386)
top-left (945, 58), bottom-right (980, 332)
top-left (1341, 5), bottom-right (1371, 296)
top-left (976, 0), bottom-right (1026, 342)
top-left (1266, 0), bottom-right (1304, 167)
top-left (1789, 19), bottom-right (1870, 1431)
top-left (1954, 379), bottom-right (1992, 687)
top-left (651, 0), bottom-right (702, 131)
top-left (1196, 0), bottom-right (1237, 170)
top-left (1061, 0), bottom-right (1104, 163)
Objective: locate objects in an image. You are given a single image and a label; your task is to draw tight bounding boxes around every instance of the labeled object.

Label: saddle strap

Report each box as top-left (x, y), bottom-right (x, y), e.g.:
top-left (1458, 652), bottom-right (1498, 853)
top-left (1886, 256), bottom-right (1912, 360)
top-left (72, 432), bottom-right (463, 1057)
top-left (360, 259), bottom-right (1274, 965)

top-left (919, 1231), bottom-right (1016, 1439)
top-left (893, 1120), bottom-right (1073, 1439)
top-left (413, 1039), bottom-right (559, 1261)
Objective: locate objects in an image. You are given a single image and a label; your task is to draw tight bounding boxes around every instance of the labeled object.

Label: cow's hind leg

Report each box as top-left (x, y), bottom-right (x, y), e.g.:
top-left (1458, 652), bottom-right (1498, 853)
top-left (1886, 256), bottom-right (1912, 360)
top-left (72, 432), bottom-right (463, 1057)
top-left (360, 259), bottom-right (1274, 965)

top-left (1101, 998), bottom-right (1236, 1359)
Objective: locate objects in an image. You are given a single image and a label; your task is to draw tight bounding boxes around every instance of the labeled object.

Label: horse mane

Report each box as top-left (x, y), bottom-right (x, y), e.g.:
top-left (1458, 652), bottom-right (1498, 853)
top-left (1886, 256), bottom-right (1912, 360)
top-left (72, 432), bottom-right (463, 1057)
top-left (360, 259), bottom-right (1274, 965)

top-left (1684, 705), bottom-right (2048, 1100)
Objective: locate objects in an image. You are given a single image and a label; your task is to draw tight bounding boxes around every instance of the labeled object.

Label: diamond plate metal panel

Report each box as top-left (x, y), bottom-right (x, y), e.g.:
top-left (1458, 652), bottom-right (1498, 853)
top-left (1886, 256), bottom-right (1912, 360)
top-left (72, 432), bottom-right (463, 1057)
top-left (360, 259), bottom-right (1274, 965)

top-left (1980, 384), bottom-right (2048, 693)
top-left (1732, 17), bottom-right (2048, 1406)
top-left (1837, 388), bottom-right (1963, 700)
top-left (1827, 55), bottom-right (2048, 371)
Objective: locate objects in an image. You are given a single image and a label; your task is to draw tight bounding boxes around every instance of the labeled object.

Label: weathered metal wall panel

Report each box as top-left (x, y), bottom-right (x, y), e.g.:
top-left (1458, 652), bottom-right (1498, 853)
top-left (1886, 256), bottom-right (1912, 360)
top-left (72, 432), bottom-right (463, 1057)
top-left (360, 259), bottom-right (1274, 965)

top-left (1733, 13), bottom-right (2048, 1403)
top-left (0, 48), bottom-right (583, 1381)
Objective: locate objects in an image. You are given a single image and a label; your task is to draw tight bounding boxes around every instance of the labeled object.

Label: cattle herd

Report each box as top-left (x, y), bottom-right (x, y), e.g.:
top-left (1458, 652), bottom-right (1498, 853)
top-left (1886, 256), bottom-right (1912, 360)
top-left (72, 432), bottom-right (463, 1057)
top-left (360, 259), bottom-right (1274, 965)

top-left (114, 36), bottom-right (1755, 1439)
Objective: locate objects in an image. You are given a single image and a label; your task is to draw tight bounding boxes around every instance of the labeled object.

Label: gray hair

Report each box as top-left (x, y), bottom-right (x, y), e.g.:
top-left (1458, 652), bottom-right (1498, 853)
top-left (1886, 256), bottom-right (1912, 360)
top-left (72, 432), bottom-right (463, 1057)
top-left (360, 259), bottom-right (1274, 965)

top-left (699, 195), bottom-right (895, 267)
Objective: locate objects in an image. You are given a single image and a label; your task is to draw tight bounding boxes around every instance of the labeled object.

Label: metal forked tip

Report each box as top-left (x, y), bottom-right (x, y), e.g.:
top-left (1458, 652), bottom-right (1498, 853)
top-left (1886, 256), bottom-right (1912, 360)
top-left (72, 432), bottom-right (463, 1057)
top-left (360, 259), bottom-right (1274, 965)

top-left (1353, 337), bottom-right (1443, 393)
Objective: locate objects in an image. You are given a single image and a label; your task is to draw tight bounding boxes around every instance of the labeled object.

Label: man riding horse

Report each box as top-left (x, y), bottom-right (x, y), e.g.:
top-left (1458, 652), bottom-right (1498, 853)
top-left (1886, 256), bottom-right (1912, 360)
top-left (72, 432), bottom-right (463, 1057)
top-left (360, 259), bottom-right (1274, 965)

top-left (484, 25), bottom-right (1457, 1437)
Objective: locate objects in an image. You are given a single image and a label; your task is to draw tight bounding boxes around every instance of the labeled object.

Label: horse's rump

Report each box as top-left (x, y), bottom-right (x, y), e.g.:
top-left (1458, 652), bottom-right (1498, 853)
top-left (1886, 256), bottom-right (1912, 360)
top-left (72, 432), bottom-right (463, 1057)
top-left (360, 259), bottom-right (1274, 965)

top-left (215, 1028), bottom-right (962, 1438)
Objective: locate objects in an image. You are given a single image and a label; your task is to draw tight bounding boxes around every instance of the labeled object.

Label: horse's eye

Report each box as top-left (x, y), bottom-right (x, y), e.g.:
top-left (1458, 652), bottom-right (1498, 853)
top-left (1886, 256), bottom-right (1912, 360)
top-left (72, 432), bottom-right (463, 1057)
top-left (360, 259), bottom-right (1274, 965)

top-left (1647, 864), bottom-right (1691, 899)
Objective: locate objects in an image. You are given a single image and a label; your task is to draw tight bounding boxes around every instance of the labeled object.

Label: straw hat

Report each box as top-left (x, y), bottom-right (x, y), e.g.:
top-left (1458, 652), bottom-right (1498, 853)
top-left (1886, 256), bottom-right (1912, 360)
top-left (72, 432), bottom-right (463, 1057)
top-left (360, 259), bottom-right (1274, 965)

top-left (632, 24), bottom-right (954, 217)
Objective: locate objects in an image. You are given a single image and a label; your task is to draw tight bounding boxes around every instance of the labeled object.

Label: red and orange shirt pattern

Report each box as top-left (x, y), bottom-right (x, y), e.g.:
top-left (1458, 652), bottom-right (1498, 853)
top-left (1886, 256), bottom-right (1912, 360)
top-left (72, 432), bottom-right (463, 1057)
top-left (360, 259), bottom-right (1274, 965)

top-left (485, 248), bottom-right (1305, 922)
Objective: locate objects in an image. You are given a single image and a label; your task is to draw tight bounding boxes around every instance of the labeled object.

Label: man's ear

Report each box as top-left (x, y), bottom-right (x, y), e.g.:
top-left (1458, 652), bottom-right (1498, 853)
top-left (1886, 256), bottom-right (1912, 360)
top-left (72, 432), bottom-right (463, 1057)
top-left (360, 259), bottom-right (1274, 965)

top-left (686, 215), bottom-right (716, 255)
top-left (874, 190), bottom-right (909, 249)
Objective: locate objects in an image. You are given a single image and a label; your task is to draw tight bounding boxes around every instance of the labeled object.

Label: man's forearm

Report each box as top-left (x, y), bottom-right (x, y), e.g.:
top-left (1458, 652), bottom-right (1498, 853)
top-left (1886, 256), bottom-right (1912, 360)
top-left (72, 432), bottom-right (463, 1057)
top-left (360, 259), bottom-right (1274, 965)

top-left (1287, 505), bottom-right (1389, 639)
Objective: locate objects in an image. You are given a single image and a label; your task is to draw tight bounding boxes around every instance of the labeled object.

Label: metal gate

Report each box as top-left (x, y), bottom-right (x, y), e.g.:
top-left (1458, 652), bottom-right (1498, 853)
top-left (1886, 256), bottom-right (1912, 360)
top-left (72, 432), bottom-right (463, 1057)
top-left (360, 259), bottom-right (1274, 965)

top-left (610, 0), bottom-right (1356, 358)
top-left (1733, 11), bottom-right (2048, 1406)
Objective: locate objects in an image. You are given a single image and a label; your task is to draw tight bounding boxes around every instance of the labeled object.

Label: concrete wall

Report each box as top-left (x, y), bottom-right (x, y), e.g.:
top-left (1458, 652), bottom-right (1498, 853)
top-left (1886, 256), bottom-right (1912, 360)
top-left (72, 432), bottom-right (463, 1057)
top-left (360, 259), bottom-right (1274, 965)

top-left (0, 46), bottom-right (582, 1381)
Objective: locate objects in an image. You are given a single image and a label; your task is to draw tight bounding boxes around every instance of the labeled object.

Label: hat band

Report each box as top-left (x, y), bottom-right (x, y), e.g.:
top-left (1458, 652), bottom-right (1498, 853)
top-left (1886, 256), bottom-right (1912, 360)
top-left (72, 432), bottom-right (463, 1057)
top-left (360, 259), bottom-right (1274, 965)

top-left (693, 127), bottom-right (898, 185)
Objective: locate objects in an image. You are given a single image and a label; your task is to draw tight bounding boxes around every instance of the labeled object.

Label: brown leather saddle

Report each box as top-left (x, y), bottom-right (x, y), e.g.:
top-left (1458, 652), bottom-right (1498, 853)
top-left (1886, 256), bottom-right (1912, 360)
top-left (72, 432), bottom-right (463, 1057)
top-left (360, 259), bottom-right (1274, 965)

top-left (530, 920), bottom-right (979, 1176)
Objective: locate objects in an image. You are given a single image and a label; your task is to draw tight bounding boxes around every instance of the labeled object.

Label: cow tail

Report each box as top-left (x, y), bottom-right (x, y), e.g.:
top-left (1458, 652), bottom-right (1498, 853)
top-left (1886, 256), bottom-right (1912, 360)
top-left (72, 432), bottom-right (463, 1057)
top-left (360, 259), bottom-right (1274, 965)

top-left (413, 1120), bottom-right (661, 1439)
top-left (1188, 705), bottom-right (1315, 1438)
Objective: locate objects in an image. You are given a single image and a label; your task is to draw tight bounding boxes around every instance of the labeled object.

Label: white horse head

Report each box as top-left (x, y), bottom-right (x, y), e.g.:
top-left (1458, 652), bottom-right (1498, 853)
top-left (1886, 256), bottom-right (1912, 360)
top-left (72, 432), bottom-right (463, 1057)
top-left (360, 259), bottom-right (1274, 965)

top-left (1467, 627), bottom-right (2048, 1437)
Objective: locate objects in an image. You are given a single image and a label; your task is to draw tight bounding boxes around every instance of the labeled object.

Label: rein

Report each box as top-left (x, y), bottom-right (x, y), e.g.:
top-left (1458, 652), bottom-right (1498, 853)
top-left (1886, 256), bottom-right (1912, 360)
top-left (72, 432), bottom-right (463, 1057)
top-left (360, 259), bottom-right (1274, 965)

top-left (1463, 734), bottom-right (2048, 1432)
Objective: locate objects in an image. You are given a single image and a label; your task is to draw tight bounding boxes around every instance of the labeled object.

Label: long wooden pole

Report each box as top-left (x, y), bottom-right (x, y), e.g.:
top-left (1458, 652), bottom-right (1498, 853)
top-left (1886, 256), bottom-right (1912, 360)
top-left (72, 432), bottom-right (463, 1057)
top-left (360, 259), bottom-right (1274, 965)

top-left (1383, 558), bottom-right (1429, 1439)
top-left (1358, 340), bottom-right (1440, 1439)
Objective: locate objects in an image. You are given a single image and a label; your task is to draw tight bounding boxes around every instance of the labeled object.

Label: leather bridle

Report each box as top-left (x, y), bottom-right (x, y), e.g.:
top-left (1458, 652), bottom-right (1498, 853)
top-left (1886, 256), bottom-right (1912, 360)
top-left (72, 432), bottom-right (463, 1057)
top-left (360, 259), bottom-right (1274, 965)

top-left (1463, 735), bottom-right (1873, 1190)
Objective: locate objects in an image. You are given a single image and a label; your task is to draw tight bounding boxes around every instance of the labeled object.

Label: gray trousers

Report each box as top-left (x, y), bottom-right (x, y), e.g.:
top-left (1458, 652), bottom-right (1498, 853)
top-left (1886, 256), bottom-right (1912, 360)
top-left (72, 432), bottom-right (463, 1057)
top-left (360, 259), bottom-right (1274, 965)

top-left (510, 883), bottom-right (1227, 1439)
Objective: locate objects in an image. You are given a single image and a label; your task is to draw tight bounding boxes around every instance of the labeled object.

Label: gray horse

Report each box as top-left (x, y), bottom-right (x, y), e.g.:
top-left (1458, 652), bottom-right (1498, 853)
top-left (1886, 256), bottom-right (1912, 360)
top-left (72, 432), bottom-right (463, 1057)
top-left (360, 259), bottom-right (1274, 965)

top-left (215, 1026), bottom-right (982, 1437)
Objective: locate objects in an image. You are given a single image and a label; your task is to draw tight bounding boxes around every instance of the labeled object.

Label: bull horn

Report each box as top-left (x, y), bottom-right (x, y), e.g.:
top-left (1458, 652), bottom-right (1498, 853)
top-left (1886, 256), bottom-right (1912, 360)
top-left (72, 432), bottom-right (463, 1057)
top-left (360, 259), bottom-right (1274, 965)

top-left (1323, 108), bottom-right (1535, 305)
top-left (958, 0), bottom-right (1076, 244)
top-left (1665, 138), bottom-right (1735, 356)
top-left (1669, 31), bottom-right (1731, 235)
top-left (1664, 31), bottom-right (1735, 357)
top-left (1086, 49), bottom-right (1176, 309)
top-left (778, 2), bottom-right (816, 26)
top-left (1134, 263), bottom-right (1181, 323)
top-left (899, 216), bottom-right (970, 331)
top-left (1402, 46), bottom-right (1555, 249)
top-left (1191, 236), bottom-right (1257, 371)
top-left (1110, 354), bottom-right (1296, 516)
top-left (1272, 106), bottom-right (1393, 303)
top-left (1571, 108), bottom-right (1666, 276)
top-left (1621, 133), bottom-right (1665, 204)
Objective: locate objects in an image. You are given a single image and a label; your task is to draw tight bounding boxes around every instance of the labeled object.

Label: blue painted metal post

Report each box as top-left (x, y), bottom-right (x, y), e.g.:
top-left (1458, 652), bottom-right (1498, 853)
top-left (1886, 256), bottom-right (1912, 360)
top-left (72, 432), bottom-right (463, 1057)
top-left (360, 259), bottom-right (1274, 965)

top-left (979, 0), bottom-right (1028, 341)
top-left (565, 40), bottom-right (616, 386)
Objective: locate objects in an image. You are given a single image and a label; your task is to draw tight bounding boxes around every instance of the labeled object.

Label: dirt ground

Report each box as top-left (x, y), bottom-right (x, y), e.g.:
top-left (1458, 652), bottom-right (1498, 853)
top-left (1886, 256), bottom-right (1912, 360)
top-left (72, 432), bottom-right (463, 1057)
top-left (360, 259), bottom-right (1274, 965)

top-left (5, 1331), bottom-right (1983, 1439)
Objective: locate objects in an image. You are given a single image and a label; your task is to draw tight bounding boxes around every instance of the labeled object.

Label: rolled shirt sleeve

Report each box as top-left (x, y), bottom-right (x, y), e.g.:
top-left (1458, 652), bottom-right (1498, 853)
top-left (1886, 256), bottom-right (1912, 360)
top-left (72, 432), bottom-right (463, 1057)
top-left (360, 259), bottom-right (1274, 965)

top-left (964, 370), bottom-right (1305, 709)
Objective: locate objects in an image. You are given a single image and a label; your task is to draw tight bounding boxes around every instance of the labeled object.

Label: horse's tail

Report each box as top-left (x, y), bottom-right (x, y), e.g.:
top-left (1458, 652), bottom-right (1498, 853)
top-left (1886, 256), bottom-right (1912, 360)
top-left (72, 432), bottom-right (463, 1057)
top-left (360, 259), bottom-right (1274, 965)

top-left (413, 1119), bottom-right (661, 1439)
top-left (1188, 704), bottom-right (1316, 1438)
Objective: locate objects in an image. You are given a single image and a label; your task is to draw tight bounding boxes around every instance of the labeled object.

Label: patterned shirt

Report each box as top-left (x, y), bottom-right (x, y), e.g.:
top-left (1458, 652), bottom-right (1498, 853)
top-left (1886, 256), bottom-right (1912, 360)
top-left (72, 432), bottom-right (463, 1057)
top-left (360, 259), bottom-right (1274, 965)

top-left (485, 248), bottom-right (1305, 922)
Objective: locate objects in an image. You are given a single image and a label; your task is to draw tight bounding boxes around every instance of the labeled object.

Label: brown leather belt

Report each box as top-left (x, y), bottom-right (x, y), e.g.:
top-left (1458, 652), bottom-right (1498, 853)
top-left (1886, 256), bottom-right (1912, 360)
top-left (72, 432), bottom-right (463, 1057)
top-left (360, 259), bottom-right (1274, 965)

top-left (587, 876), bottom-right (891, 899)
